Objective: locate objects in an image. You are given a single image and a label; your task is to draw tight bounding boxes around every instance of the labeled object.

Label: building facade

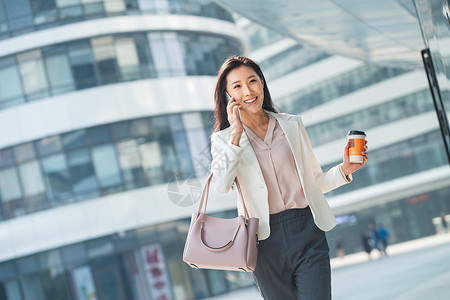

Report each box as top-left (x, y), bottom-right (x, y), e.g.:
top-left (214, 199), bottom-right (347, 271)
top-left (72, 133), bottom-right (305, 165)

top-left (0, 1), bottom-right (252, 299)
top-left (241, 19), bottom-right (450, 258)
top-left (1, 1), bottom-right (450, 300)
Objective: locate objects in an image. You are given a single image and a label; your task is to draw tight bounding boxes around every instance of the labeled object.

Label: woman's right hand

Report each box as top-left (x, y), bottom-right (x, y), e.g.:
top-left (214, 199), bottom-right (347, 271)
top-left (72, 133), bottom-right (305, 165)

top-left (226, 95), bottom-right (243, 146)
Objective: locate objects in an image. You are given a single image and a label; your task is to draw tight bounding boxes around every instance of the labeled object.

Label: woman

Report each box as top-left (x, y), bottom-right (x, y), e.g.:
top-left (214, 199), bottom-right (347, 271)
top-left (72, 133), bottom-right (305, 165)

top-left (210, 56), bottom-right (367, 299)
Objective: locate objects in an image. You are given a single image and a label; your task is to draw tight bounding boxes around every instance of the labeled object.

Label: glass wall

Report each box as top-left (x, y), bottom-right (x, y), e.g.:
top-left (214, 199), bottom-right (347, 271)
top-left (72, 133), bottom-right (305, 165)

top-left (306, 89), bottom-right (435, 147)
top-left (323, 130), bottom-right (448, 197)
top-left (0, 31), bottom-right (242, 110)
top-left (280, 64), bottom-right (408, 114)
top-left (0, 210), bottom-right (255, 300)
top-left (260, 44), bottom-right (329, 81)
top-left (0, 0), bottom-right (233, 40)
top-left (0, 111), bottom-right (214, 221)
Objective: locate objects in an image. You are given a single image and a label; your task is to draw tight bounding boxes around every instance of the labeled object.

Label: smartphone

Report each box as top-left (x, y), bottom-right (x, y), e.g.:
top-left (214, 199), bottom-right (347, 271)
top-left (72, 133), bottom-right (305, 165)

top-left (226, 92), bottom-right (232, 102)
top-left (226, 92), bottom-right (241, 121)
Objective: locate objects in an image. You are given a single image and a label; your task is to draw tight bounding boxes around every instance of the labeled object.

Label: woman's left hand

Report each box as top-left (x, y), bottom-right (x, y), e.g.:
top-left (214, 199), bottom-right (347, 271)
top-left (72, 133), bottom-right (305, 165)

top-left (341, 140), bottom-right (368, 176)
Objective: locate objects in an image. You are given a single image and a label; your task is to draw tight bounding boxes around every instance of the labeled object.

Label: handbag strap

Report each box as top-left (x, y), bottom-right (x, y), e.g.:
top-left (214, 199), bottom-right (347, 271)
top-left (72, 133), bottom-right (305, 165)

top-left (196, 173), bottom-right (250, 219)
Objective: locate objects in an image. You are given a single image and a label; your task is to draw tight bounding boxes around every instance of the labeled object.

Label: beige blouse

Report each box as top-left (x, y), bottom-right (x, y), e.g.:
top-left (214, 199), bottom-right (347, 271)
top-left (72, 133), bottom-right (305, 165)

top-left (243, 114), bottom-right (309, 214)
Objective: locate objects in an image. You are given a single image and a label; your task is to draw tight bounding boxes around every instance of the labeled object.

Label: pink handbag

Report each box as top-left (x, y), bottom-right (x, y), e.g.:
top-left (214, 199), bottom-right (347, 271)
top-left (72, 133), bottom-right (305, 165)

top-left (183, 173), bottom-right (259, 272)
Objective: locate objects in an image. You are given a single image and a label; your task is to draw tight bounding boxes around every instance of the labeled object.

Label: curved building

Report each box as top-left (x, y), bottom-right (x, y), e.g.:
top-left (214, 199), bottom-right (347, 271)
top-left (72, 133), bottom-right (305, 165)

top-left (241, 17), bottom-right (450, 258)
top-left (0, 1), bottom-right (251, 299)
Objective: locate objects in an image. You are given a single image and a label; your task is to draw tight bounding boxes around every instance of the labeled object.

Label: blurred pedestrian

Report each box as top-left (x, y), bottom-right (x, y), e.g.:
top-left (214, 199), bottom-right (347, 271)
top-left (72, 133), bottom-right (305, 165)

top-left (378, 224), bottom-right (389, 256)
top-left (441, 213), bottom-right (448, 233)
top-left (360, 231), bottom-right (372, 260)
top-left (368, 222), bottom-right (386, 257)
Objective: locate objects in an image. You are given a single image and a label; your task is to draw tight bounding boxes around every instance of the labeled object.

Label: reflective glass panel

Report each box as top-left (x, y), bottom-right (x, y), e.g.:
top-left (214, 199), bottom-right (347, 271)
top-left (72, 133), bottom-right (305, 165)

top-left (14, 143), bottom-right (36, 163)
top-left (16, 50), bottom-right (50, 100)
top-left (115, 37), bottom-right (140, 81)
top-left (68, 42), bottom-right (97, 89)
top-left (35, 136), bottom-right (63, 157)
top-left (117, 139), bottom-right (146, 189)
top-left (91, 36), bottom-right (118, 84)
top-left (62, 130), bottom-right (88, 150)
top-left (0, 57), bottom-right (24, 109)
top-left (139, 140), bottom-right (164, 184)
top-left (43, 46), bottom-right (75, 95)
top-left (18, 160), bottom-right (46, 196)
top-left (87, 125), bottom-right (112, 145)
top-left (5, 0), bottom-right (33, 30)
top-left (0, 148), bottom-right (14, 167)
top-left (41, 154), bottom-right (72, 205)
top-left (67, 149), bottom-right (99, 200)
top-left (91, 144), bottom-right (122, 188)
top-left (0, 167), bottom-right (22, 202)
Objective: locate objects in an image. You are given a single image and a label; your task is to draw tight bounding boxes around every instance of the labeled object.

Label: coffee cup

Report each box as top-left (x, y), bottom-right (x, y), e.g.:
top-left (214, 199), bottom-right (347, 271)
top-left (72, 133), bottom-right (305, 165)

top-left (347, 130), bottom-right (366, 163)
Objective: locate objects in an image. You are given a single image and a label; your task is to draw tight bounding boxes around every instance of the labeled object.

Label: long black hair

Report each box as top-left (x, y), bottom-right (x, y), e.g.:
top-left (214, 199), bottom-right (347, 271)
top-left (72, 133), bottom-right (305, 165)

top-left (213, 56), bottom-right (277, 132)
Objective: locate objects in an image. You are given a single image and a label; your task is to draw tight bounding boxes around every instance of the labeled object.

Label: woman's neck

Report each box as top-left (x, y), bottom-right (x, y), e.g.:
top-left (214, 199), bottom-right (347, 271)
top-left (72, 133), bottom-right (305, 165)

top-left (241, 110), bottom-right (269, 131)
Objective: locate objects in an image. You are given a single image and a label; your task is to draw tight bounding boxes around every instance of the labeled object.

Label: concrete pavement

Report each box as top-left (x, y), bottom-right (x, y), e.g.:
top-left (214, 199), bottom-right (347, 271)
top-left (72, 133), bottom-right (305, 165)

top-left (207, 232), bottom-right (450, 299)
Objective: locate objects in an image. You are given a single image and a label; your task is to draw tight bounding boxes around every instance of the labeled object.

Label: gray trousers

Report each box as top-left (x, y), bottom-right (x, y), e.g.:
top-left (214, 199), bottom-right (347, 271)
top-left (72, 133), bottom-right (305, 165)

top-left (252, 207), bottom-right (331, 300)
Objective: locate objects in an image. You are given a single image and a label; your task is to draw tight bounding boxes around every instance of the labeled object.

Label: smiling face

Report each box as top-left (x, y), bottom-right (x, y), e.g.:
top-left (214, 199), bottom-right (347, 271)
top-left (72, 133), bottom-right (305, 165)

top-left (226, 65), bottom-right (265, 116)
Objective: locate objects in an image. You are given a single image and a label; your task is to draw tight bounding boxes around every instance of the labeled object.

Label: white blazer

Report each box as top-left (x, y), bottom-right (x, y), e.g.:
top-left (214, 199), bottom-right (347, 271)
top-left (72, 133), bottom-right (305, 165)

top-left (210, 111), bottom-right (352, 240)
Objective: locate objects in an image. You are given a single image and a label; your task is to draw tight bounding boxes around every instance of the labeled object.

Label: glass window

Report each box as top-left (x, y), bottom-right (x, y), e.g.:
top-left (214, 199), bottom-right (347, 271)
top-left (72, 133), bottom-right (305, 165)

top-left (87, 125), bottom-right (112, 145)
top-left (139, 140), bottom-right (164, 184)
top-left (41, 154), bottom-right (72, 205)
top-left (19, 160), bottom-right (47, 213)
top-left (168, 114), bottom-right (183, 132)
top-left (16, 256), bottom-right (39, 274)
top-left (104, 0), bottom-right (126, 13)
top-left (131, 118), bottom-right (151, 137)
top-left (0, 57), bottom-right (24, 109)
top-left (68, 41), bottom-right (98, 89)
top-left (148, 33), bottom-right (171, 77)
top-left (115, 37), bottom-right (140, 81)
top-left (164, 32), bottom-right (186, 76)
top-left (56, 0), bottom-right (80, 7)
top-left (19, 160), bottom-right (46, 197)
top-left (91, 144), bottom-right (122, 190)
top-left (0, 261), bottom-right (17, 281)
top-left (59, 4), bottom-right (83, 21)
top-left (117, 139), bottom-right (146, 189)
top-left (31, 0), bottom-right (58, 26)
top-left (2, 279), bottom-right (22, 300)
top-left (0, 2), bottom-right (6, 24)
top-left (81, 0), bottom-right (104, 16)
top-left (172, 131), bottom-right (195, 176)
top-left (35, 136), bottom-right (63, 157)
top-left (0, 147), bottom-right (15, 167)
top-left (43, 46), bottom-right (75, 95)
top-left (182, 112), bottom-right (203, 130)
top-left (67, 148), bottom-right (99, 200)
top-left (61, 242), bottom-right (87, 265)
top-left (186, 129), bottom-right (210, 177)
top-left (91, 36), bottom-right (118, 84)
top-left (0, 167), bottom-right (22, 202)
top-left (5, 0), bottom-right (33, 30)
top-left (17, 50), bottom-right (50, 101)
top-left (62, 130), bottom-right (88, 150)
top-left (14, 142), bottom-right (36, 163)
top-left (135, 33), bottom-right (155, 78)
top-left (160, 135), bottom-right (179, 179)
top-left (86, 237), bottom-right (114, 259)
top-left (111, 122), bottom-right (131, 141)
top-left (151, 115), bottom-right (170, 133)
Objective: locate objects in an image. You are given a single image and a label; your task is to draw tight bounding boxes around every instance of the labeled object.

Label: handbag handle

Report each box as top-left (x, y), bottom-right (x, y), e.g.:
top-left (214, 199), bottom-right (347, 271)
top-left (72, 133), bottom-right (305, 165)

top-left (200, 221), bottom-right (241, 252)
top-left (196, 173), bottom-right (251, 219)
